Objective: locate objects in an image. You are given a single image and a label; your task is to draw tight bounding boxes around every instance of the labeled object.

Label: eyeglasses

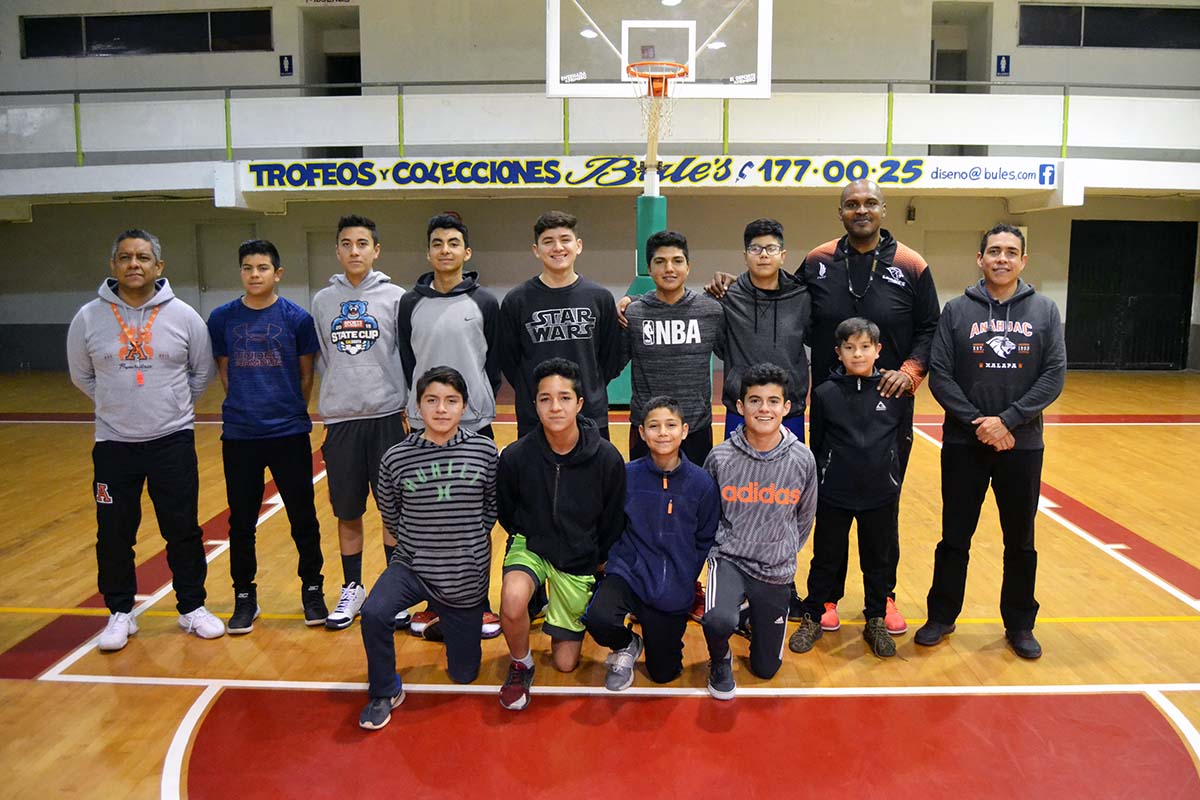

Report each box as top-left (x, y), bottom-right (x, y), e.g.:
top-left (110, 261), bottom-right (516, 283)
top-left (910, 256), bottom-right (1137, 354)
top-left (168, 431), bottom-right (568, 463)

top-left (746, 244), bottom-right (783, 256)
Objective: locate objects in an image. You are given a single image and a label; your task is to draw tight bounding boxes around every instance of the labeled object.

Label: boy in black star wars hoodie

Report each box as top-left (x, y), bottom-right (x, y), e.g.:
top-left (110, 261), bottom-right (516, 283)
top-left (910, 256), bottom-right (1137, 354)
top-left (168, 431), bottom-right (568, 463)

top-left (791, 317), bottom-right (908, 659)
top-left (701, 363), bottom-right (817, 700)
top-left (496, 358), bottom-right (626, 712)
top-left (916, 224), bottom-right (1066, 661)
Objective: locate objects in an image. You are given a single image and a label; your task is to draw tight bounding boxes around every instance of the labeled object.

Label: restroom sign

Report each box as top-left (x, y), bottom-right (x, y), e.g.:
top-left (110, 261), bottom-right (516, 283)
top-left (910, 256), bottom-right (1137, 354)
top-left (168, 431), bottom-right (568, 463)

top-left (280, 55), bottom-right (294, 77)
top-left (996, 54), bottom-right (1011, 77)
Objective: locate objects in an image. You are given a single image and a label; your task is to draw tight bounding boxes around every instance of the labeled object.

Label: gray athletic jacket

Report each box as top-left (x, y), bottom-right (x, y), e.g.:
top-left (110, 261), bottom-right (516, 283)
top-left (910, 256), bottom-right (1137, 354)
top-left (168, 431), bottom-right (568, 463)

top-left (311, 270), bottom-right (408, 425)
top-left (66, 278), bottom-right (214, 442)
top-left (703, 424), bottom-right (818, 584)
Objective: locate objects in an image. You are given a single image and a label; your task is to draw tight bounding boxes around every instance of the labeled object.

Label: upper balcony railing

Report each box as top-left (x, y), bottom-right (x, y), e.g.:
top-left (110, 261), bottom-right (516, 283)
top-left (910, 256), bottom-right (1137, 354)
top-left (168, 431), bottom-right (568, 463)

top-left (1, 79), bottom-right (1198, 168)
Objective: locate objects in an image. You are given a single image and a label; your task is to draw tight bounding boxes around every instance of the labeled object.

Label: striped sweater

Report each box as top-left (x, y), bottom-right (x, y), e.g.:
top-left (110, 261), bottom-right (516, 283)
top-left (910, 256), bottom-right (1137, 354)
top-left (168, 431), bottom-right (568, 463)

top-left (376, 429), bottom-right (499, 607)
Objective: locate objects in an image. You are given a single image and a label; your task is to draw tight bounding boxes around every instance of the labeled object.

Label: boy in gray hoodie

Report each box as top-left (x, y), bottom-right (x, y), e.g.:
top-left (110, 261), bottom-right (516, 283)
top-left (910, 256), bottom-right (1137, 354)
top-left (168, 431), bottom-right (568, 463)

top-left (67, 228), bottom-right (223, 651)
top-left (700, 363), bottom-right (817, 699)
top-left (312, 214), bottom-right (409, 631)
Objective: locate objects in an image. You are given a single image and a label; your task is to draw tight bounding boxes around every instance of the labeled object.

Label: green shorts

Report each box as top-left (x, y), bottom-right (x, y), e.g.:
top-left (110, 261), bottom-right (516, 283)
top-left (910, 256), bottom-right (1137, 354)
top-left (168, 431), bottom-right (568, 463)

top-left (503, 535), bottom-right (596, 641)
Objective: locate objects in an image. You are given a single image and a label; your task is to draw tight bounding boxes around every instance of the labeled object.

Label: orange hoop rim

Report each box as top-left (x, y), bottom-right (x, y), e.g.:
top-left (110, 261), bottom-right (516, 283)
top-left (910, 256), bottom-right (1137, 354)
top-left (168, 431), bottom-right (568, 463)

top-left (626, 60), bottom-right (688, 97)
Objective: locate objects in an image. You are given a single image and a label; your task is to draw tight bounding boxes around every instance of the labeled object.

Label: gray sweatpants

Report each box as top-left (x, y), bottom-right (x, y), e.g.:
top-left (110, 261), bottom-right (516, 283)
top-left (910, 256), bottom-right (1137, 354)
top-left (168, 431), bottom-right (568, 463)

top-left (700, 555), bottom-right (790, 679)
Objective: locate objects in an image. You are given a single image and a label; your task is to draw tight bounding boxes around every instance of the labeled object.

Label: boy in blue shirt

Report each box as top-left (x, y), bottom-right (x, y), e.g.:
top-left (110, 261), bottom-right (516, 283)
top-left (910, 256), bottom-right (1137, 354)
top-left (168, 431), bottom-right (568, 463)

top-left (586, 396), bottom-right (720, 691)
top-left (207, 239), bottom-right (326, 633)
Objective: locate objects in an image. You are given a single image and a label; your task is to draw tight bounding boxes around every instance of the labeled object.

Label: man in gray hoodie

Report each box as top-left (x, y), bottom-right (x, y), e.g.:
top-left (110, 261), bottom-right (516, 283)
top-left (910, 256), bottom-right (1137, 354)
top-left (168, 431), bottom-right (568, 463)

top-left (701, 363), bottom-right (817, 699)
top-left (915, 224), bottom-right (1066, 660)
top-left (67, 228), bottom-right (224, 651)
top-left (312, 214), bottom-right (409, 631)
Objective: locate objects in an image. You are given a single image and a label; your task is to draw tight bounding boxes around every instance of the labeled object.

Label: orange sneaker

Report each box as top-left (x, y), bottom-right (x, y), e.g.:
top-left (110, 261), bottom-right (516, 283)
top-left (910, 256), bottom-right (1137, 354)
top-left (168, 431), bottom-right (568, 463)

top-left (819, 602), bottom-right (840, 632)
top-left (884, 597), bottom-right (907, 635)
top-left (409, 609), bottom-right (439, 637)
top-left (689, 581), bottom-right (706, 622)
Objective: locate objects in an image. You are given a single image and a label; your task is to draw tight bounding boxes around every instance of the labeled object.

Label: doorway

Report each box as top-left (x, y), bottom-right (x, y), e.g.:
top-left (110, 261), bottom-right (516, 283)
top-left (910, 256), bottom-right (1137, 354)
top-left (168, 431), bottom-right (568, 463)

top-left (1065, 220), bottom-right (1196, 369)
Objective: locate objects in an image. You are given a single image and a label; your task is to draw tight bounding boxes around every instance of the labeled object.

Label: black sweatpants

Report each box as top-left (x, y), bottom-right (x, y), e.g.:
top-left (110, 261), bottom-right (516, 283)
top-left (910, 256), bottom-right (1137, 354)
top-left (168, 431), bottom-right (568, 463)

top-left (800, 499), bottom-right (898, 620)
top-left (92, 430), bottom-right (207, 615)
top-left (361, 561), bottom-right (486, 698)
top-left (222, 433), bottom-right (324, 594)
top-left (701, 556), bottom-right (789, 679)
top-left (629, 423), bottom-right (714, 467)
top-left (585, 573), bottom-right (689, 684)
top-left (926, 444), bottom-right (1043, 631)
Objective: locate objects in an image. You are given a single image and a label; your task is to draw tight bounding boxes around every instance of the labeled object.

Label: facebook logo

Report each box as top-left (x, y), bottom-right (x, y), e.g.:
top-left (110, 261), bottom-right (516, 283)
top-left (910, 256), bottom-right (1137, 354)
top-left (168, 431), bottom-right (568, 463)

top-left (1038, 164), bottom-right (1056, 186)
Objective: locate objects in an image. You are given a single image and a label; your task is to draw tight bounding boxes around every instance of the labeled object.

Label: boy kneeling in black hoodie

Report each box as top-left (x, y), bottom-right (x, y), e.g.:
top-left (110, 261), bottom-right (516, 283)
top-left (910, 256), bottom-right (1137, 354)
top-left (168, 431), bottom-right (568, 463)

top-left (791, 317), bottom-right (909, 658)
top-left (586, 396), bottom-right (721, 691)
top-left (497, 358), bottom-right (626, 711)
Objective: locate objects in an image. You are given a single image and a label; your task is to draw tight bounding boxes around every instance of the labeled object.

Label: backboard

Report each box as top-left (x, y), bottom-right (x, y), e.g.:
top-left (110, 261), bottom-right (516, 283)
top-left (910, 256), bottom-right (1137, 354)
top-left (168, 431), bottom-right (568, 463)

top-left (547, 0), bottom-right (773, 99)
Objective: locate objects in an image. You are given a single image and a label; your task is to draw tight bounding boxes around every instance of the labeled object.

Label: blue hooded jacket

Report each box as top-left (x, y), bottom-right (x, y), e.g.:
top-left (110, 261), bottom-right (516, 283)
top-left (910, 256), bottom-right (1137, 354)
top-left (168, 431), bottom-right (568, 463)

top-left (605, 453), bottom-right (720, 614)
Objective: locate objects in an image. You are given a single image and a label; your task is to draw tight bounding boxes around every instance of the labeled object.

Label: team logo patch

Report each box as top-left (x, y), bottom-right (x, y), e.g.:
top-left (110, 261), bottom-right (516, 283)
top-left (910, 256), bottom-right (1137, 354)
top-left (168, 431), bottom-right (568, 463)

top-left (987, 335), bottom-right (1017, 358)
top-left (817, 264), bottom-right (827, 280)
top-left (880, 265), bottom-right (906, 288)
top-left (330, 300), bottom-right (380, 355)
top-left (95, 482), bottom-right (113, 505)
top-left (875, 400), bottom-right (887, 412)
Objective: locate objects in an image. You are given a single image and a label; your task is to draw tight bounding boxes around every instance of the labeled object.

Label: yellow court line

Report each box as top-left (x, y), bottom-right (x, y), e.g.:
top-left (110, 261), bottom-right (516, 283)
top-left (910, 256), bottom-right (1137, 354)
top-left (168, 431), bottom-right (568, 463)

top-left (0, 607), bottom-right (1196, 624)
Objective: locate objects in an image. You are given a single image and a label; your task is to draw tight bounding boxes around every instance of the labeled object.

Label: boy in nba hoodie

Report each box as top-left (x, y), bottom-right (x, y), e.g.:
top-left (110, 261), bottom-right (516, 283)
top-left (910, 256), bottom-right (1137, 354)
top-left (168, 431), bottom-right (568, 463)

top-left (701, 362), bottom-right (817, 700)
top-left (312, 214), bottom-right (409, 631)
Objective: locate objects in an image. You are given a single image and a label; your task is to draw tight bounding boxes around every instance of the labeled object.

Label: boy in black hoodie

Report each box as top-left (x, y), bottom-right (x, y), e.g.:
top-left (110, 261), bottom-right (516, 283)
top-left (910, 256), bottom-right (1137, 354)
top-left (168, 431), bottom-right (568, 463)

top-left (496, 358), bottom-right (626, 711)
top-left (915, 225), bottom-right (1066, 660)
top-left (790, 317), bottom-right (907, 658)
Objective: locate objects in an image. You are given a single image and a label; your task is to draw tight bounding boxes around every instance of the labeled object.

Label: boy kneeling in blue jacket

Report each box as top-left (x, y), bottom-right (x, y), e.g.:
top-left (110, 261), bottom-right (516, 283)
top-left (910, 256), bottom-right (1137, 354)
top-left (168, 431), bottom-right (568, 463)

top-left (586, 397), bottom-right (721, 691)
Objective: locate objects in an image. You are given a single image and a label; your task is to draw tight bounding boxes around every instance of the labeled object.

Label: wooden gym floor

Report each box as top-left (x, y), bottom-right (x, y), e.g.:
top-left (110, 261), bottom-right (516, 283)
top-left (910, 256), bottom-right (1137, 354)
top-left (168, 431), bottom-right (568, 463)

top-left (0, 371), bottom-right (1198, 798)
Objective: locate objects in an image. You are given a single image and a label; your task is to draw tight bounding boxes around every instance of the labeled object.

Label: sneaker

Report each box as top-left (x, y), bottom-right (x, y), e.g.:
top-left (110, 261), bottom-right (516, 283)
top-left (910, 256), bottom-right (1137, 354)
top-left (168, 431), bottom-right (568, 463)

top-left (98, 611), bottom-right (138, 652)
top-left (179, 606), bottom-right (226, 640)
top-left (409, 609), bottom-right (440, 637)
top-left (788, 614), bottom-right (822, 653)
top-left (528, 584), bottom-right (549, 622)
top-left (787, 587), bottom-right (805, 622)
top-left (302, 585), bottom-right (327, 627)
top-left (604, 632), bottom-right (643, 692)
top-left (706, 653), bottom-right (735, 700)
top-left (394, 608), bottom-right (411, 630)
top-left (820, 602), bottom-right (841, 632)
top-left (481, 611), bottom-right (501, 639)
top-left (863, 617), bottom-right (897, 658)
top-left (358, 688), bottom-right (406, 731)
top-left (325, 582), bottom-right (365, 631)
top-left (914, 620), bottom-right (956, 646)
top-left (689, 582), bottom-right (706, 622)
top-left (1005, 629), bottom-right (1043, 659)
top-left (884, 598), bottom-right (908, 635)
top-left (227, 591), bottom-right (259, 635)
top-left (499, 660), bottom-right (535, 711)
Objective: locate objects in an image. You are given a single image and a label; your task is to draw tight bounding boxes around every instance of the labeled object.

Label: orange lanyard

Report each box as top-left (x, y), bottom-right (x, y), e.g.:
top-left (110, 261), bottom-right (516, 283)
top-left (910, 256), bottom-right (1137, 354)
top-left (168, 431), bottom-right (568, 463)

top-left (109, 303), bottom-right (161, 385)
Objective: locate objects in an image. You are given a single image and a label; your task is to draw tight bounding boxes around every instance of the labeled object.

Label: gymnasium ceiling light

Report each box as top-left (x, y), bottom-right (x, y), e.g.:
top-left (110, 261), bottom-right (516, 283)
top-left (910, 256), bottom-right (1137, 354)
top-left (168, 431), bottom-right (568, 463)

top-left (580, 28), bottom-right (598, 38)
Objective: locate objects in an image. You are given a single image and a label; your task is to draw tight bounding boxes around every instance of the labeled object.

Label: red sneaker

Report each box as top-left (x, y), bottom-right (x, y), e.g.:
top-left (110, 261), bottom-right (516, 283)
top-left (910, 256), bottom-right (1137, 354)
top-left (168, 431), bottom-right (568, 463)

top-left (884, 598), bottom-right (908, 635)
top-left (689, 581), bottom-right (706, 622)
top-left (819, 602), bottom-right (840, 632)
top-left (481, 611), bottom-right (501, 639)
top-left (409, 609), bottom-right (439, 637)
top-left (499, 661), bottom-right (535, 711)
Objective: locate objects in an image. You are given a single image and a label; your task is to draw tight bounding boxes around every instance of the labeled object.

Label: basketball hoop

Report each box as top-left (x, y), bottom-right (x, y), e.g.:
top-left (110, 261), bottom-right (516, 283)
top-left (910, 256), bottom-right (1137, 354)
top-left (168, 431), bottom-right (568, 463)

top-left (626, 61), bottom-right (688, 192)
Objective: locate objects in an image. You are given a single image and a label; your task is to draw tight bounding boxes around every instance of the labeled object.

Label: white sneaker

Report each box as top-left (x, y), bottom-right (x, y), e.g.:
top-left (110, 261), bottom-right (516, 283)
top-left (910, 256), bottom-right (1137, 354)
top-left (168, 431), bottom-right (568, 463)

top-left (179, 606), bottom-right (226, 639)
top-left (98, 611), bottom-right (138, 651)
top-left (326, 582), bottom-right (366, 630)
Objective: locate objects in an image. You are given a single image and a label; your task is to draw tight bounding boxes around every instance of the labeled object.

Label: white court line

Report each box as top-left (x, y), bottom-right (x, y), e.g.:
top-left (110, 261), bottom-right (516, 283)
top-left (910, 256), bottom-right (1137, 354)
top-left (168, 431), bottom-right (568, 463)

top-left (37, 474), bottom-right (319, 681)
top-left (1147, 690), bottom-right (1200, 764)
top-left (912, 427), bottom-right (1200, 612)
top-left (35, 670), bottom-right (1200, 697)
top-left (161, 683), bottom-right (220, 800)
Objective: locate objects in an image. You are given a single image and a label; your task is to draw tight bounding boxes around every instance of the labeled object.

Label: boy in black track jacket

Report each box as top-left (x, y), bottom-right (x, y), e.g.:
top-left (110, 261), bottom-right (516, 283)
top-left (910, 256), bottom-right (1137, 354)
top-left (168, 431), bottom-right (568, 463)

top-left (496, 358), bottom-right (626, 711)
top-left (792, 317), bottom-right (906, 658)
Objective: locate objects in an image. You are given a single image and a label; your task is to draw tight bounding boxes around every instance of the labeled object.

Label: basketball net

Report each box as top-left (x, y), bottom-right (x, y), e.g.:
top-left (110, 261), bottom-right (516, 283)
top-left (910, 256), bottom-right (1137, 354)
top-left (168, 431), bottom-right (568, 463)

top-left (627, 62), bottom-right (687, 196)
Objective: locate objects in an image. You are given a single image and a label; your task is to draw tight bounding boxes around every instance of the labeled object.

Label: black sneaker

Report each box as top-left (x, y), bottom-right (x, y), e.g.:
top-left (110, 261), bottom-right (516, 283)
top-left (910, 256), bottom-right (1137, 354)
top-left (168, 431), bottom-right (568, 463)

top-left (528, 583), bottom-right (549, 622)
top-left (358, 688), bottom-right (406, 731)
top-left (733, 602), bottom-right (753, 640)
top-left (787, 585), bottom-right (806, 622)
top-left (706, 653), bottom-right (735, 700)
top-left (1005, 629), bottom-right (1042, 659)
top-left (228, 591), bottom-right (259, 635)
top-left (302, 585), bottom-right (327, 627)
top-left (914, 620), bottom-right (956, 646)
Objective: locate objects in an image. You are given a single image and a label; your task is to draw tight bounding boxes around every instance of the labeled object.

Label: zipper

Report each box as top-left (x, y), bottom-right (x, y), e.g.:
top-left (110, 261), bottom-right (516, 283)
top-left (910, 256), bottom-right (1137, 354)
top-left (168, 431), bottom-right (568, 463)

top-left (663, 474), bottom-right (672, 515)
top-left (552, 463), bottom-right (561, 525)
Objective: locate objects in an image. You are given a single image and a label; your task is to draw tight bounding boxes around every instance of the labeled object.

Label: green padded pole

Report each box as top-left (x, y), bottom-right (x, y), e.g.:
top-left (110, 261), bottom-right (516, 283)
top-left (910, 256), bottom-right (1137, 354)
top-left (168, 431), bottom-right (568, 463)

top-left (608, 193), bottom-right (668, 406)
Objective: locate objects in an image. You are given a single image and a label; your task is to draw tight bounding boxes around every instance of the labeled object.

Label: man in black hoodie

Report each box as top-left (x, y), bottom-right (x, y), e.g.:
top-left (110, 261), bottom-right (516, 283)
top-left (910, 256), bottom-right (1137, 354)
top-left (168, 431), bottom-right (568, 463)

top-left (496, 358), bottom-right (626, 711)
top-left (915, 224), bottom-right (1066, 660)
